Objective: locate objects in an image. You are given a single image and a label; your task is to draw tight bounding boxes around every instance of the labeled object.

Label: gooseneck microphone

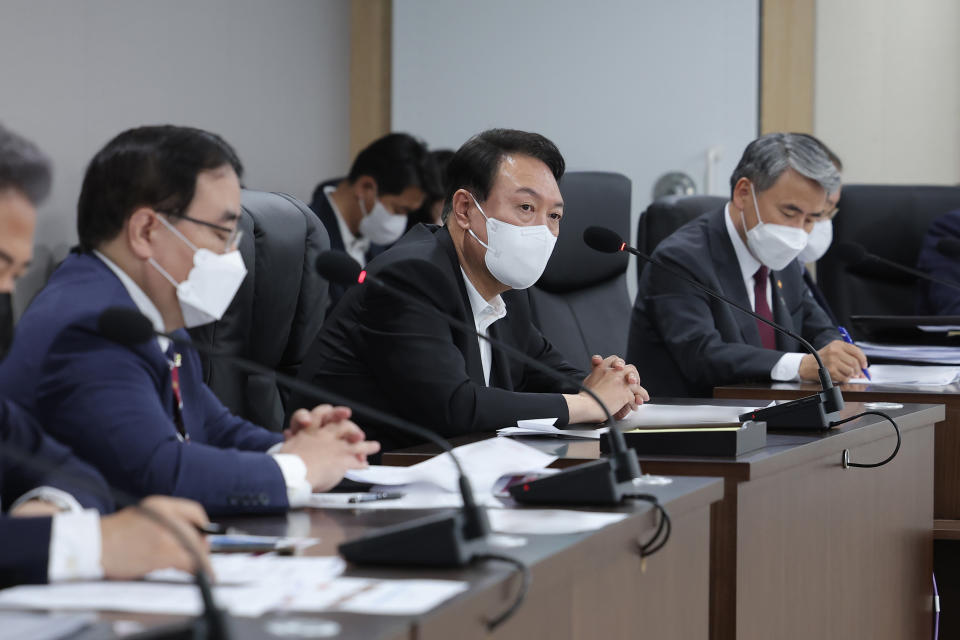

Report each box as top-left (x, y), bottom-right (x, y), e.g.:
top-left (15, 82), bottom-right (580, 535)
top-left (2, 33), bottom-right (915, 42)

top-left (0, 437), bottom-right (228, 640)
top-left (837, 241), bottom-right (960, 291)
top-left (97, 306), bottom-right (492, 568)
top-left (584, 226), bottom-right (844, 430)
top-left (315, 251), bottom-right (645, 506)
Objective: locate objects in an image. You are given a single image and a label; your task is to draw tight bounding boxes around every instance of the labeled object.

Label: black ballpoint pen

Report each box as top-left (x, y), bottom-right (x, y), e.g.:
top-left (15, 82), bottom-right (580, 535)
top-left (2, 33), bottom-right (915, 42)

top-left (348, 492), bottom-right (405, 504)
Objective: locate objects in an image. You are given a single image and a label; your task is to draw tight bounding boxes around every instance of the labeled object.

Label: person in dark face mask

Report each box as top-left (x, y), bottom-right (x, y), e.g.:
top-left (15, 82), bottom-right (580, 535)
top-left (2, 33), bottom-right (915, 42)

top-left (294, 128), bottom-right (648, 451)
top-left (0, 125), bottom-right (379, 516)
top-left (309, 133), bottom-right (438, 314)
top-left (628, 132), bottom-right (867, 398)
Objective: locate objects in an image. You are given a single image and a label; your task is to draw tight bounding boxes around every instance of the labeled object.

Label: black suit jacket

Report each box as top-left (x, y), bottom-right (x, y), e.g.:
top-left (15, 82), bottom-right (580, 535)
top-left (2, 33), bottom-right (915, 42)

top-left (627, 207), bottom-right (839, 397)
top-left (309, 179), bottom-right (390, 314)
top-left (1, 398), bottom-right (115, 587)
top-left (294, 225), bottom-right (584, 450)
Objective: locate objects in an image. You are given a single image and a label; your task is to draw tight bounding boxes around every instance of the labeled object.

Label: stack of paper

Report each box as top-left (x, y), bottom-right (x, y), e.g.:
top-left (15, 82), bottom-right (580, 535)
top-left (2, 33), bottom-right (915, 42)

top-left (848, 364), bottom-right (960, 386)
top-left (611, 404), bottom-right (760, 430)
top-left (859, 342), bottom-right (960, 365)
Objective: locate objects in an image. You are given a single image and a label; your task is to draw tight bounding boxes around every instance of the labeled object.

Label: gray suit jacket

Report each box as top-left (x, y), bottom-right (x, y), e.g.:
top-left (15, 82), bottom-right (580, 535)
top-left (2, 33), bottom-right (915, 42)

top-left (627, 207), bottom-right (839, 397)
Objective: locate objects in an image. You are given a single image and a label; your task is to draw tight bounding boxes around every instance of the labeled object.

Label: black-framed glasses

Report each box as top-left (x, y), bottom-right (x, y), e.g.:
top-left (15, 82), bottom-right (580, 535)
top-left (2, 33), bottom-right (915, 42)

top-left (158, 212), bottom-right (242, 252)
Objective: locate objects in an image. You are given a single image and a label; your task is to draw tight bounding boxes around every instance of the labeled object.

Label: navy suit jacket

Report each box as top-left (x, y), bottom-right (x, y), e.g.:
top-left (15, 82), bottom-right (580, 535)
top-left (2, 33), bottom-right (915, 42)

top-left (916, 209), bottom-right (960, 314)
top-left (0, 253), bottom-right (288, 515)
top-left (292, 225), bottom-right (584, 451)
top-left (627, 208), bottom-right (839, 397)
top-left (0, 398), bottom-right (115, 587)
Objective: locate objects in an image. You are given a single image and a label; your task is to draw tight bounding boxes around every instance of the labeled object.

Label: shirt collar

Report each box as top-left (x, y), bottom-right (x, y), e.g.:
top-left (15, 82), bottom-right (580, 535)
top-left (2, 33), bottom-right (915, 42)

top-left (324, 185), bottom-right (370, 264)
top-left (724, 202), bottom-right (763, 284)
top-left (459, 268), bottom-right (506, 331)
top-left (93, 250), bottom-right (171, 352)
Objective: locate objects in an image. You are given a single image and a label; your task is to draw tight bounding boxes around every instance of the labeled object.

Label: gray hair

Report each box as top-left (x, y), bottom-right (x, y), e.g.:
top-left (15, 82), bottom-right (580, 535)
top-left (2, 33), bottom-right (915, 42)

top-left (0, 123), bottom-right (52, 206)
top-left (730, 132), bottom-right (840, 197)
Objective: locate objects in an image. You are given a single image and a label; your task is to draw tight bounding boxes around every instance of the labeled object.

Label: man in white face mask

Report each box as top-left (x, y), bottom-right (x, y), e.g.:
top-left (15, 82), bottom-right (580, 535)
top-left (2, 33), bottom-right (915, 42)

top-left (0, 125), bottom-right (379, 516)
top-left (295, 129), bottom-right (648, 451)
top-left (309, 133), bottom-right (436, 313)
top-left (628, 132), bottom-right (867, 398)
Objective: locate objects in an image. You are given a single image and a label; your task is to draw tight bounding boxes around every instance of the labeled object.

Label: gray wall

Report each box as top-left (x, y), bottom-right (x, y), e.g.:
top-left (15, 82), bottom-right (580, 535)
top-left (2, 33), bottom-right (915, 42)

top-left (0, 0), bottom-right (351, 249)
top-left (392, 0), bottom-right (759, 293)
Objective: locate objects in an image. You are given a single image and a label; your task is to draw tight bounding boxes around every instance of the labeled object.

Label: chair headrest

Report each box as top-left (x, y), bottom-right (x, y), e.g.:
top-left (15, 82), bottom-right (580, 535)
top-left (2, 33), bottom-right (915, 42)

top-left (536, 171), bottom-right (631, 293)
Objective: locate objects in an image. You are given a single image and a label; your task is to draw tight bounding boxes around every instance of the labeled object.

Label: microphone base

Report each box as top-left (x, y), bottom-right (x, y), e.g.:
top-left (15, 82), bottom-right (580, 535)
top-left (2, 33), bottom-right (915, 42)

top-left (339, 509), bottom-right (491, 567)
top-left (739, 392), bottom-right (839, 430)
top-left (509, 458), bottom-right (638, 505)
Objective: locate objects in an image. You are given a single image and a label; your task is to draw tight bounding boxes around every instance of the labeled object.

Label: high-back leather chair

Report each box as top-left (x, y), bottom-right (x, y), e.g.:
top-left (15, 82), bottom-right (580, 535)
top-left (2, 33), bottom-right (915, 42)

top-left (817, 184), bottom-right (960, 328)
top-left (528, 171), bottom-right (632, 369)
top-left (635, 195), bottom-right (726, 280)
top-left (189, 190), bottom-right (330, 431)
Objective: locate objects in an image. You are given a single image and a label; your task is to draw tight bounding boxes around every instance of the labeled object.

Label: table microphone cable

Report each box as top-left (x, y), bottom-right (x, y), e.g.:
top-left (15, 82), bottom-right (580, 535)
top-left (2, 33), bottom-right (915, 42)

top-left (828, 410), bottom-right (901, 469)
top-left (473, 553), bottom-right (531, 631)
top-left (628, 494), bottom-right (672, 557)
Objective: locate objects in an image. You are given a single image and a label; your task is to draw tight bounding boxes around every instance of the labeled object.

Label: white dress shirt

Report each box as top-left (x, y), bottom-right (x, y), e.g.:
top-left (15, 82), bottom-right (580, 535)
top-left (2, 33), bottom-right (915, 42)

top-left (93, 252), bottom-right (311, 507)
top-left (723, 204), bottom-right (804, 381)
top-left (325, 186), bottom-right (371, 266)
top-left (460, 269), bottom-right (507, 385)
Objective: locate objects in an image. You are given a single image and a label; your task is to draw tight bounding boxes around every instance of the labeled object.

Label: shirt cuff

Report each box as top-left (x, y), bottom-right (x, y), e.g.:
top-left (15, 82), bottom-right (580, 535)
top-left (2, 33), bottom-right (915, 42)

top-left (270, 453), bottom-right (312, 508)
top-left (771, 352), bottom-right (805, 381)
top-left (48, 509), bottom-right (104, 583)
top-left (11, 486), bottom-right (85, 514)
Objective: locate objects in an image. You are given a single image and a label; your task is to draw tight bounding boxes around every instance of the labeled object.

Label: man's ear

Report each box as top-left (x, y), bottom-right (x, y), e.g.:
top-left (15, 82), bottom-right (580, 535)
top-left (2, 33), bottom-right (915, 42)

top-left (731, 177), bottom-right (752, 213)
top-left (127, 208), bottom-right (158, 260)
top-left (451, 189), bottom-right (474, 230)
top-left (352, 176), bottom-right (378, 211)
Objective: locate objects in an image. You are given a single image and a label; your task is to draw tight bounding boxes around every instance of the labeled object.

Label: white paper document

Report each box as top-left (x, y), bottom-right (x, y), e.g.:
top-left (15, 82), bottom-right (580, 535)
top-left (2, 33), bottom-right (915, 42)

top-left (0, 555), bottom-right (467, 618)
top-left (497, 417), bottom-right (602, 439)
top-left (849, 364), bottom-right (960, 386)
top-left (310, 482), bottom-right (502, 510)
top-left (487, 509), bottom-right (628, 535)
top-left (608, 403), bottom-right (759, 429)
top-left (344, 437), bottom-right (556, 497)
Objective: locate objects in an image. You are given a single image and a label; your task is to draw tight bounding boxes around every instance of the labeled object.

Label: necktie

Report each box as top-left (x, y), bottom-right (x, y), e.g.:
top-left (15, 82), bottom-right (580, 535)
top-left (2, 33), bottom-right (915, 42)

top-left (165, 346), bottom-right (189, 442)
top-left (753, 266), bottom-right (776, 350)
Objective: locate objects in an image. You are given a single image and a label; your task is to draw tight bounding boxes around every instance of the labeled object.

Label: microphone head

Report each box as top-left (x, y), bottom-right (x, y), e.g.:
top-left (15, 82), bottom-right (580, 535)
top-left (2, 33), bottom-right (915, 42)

top-left (583, 226), bottom-right (625, 254)
top-left (937, 238), bottom-right (960, 258)
top-left (97, 307), bottom-right (155, 346)
top-left (835, 242), bottom-right (869, 266)
top-left (316, 251), bottom-right (364, 285)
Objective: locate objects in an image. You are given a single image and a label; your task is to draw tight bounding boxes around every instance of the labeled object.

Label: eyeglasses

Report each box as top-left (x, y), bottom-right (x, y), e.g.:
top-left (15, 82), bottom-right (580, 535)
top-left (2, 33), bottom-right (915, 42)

top-left (159, 212), bottom-right (243, 252)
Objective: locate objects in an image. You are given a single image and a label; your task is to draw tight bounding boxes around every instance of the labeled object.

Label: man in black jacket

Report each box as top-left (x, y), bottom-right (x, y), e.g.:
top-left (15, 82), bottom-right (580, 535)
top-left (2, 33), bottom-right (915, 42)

top-left (296, 129), bottom-right (647, 450)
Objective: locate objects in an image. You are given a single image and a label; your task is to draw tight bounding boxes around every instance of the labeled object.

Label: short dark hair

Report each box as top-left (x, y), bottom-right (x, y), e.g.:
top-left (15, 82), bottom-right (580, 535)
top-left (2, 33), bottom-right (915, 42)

top-left (77, 125), bottom-right (243, 251)
top-left (441, 129), bottom-right (565, 221)
top-left (0, 123), bottom-right (52, 206)
top-left (347, 132), bottom-right (434, 196)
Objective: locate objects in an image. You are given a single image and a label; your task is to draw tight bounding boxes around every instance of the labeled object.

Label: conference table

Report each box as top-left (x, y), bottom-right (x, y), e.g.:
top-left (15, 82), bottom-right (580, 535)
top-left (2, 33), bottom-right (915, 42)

top-left (21, 476), bottom-right (723, 640)
top-left (385, 400), bottom-right (939, 640)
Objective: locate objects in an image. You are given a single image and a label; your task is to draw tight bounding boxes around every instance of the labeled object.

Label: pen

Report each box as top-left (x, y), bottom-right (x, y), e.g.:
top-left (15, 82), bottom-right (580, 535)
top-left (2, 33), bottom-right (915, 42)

top-left (837, 325), bottom-right (871, 381)
top-left (347, 491), bottom-right (405, 504)
top-left (196, 522), bottom-right (225, 535)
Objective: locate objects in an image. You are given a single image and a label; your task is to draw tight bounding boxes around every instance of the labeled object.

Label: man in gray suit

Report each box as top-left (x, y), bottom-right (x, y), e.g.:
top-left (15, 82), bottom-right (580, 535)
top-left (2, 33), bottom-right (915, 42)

top-left (627, 133), bottom-right (868, 398)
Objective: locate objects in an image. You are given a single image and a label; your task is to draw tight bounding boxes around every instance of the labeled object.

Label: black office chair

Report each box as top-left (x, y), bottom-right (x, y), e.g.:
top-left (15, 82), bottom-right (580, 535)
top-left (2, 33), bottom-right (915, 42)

top-left (635, 195), bottom-right (726, 279)
top-left (528, 171), bottom-right (631, 369)
top-left (817, 184), bottom-right (960, 328)
top-left (189, 190), bottom-right (330, 431)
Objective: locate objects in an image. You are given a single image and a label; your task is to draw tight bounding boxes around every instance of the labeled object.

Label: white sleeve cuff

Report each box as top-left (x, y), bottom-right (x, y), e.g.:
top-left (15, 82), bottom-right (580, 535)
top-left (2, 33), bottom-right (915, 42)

top-left (270, 453), bottom-right (312, 508)
top-left (11, 486), bottom-right (86, 514)
top-left (48, 509), bottom-right (104, 583)
top-left (771, 352), bottom-right (805, 381)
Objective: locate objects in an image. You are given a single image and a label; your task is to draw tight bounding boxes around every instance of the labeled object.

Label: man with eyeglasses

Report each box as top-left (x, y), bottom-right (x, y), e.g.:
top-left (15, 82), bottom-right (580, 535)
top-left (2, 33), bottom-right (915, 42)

top-left (0, 125), bottom-right (379, 515)
top-left (627, 132), bottom-right (867, 398)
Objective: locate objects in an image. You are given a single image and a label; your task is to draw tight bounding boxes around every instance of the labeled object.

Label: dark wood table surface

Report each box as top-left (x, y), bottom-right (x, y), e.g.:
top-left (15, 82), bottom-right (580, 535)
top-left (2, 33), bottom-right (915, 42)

top-left (33, 477), bottom-right (724, 640)
top-left (385, 400), bottom-right (940, 640)
top-left (714, 381), bottom-right (959, 524)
